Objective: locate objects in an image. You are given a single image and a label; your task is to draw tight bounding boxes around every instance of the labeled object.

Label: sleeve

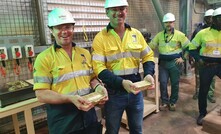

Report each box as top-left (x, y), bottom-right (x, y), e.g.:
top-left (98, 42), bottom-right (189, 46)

top-left (188, 32), bottom-right (202, 61)
top-left (83, 48), bottom-right (96, 80)
top-left (91, 35), bottom-right (107, 75)
top-left (189, 32), bottom-right (202, 50)
top-left (92, 34), bottom-right (124, 90)
top-left (148, 34), bottom-right (159, 50)
top-left (179, 33), bottom-right (190, 49)
top-left (33, 54), bottom-right (52, 90)
top-left (143, 61), bottom-right (155, 77)
top-left (139, 32), bottom-right (155, 77)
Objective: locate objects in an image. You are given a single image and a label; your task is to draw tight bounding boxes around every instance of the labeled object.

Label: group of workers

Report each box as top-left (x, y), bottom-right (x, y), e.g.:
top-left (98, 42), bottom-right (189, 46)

top-left (150, 7), bottom-right (221, 126)
top-left (32, 0), bottom-right (221, 133)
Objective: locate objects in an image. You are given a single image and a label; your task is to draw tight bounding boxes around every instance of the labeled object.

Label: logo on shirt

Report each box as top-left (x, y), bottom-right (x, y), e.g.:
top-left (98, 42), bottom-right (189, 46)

top-left (81, 54), bottom-right (87, 67)
top-left (132, 34), bottom-right (137, 42)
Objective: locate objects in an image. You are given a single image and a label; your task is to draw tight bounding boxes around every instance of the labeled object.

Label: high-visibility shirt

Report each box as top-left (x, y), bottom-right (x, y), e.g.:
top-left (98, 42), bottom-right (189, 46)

top-left (92, 23), bottom-right (155, 91)
top-left (92, 24), bottom-right (154, 76)
top-left (33, 42), bottom-right (94, 95)
top-left (189, 27), bottom-right (221, 62)
top-left (149, 29), bottom-right (190, 60)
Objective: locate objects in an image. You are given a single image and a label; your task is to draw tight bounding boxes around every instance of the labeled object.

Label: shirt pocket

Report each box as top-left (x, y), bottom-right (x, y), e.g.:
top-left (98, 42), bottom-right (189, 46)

top-left (105, 46), bottom-right (119, 56)
top-left (51, 65), bottom-right (67, 77)
top-left (126, 43), bottom-right (142, 51)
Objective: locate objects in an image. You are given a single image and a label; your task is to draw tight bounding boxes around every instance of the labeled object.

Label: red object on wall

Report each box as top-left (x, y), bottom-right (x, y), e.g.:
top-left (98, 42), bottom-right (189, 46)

top-left (0, 53), bottom-right (6, 59)
top-left (28, 50), bottom-right (33, 57)
top-left (16, 52), bottom-right (21, 58)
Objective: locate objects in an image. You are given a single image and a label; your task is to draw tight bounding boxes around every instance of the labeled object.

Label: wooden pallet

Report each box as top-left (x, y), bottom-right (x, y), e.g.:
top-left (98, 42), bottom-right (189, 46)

top-left (202, 105), bottom-right (221, 134)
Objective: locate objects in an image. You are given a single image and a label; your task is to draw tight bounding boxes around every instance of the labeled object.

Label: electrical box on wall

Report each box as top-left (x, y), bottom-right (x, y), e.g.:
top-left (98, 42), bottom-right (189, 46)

top-left (11, 46), bottom-right (22, 59)
top-left (0, 47), bottom-right (8, 61)
top-left (25, 45), bottom-right (35, 57)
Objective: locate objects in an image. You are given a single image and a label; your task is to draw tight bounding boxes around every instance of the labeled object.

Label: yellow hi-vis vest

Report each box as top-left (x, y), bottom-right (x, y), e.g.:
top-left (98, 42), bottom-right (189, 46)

top-left (33, 45), bottom-right (94, 95)
top-left (92, 27), bottom-right (154, 76)
top-left (189, 28), bottom-right (221, 58)
top-left (149, 29), bottom-right (190, 55)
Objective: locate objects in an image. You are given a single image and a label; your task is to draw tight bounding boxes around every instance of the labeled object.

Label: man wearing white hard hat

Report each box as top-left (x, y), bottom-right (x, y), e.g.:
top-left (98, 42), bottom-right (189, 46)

top-left (92, 0), bottom-right (155, 133)
top-left (189, 7), bottom-right (221, 125)
top-left (149, 13), bottom-right (190, 111)
top-left (191, 9), bottom-right (216, 103)
top-left (33, 8), bottom-right (108, 134)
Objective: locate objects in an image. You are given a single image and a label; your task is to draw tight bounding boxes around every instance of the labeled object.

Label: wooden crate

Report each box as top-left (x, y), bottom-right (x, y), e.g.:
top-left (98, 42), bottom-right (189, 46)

top-left (202, 105), bottom-right (221, 134)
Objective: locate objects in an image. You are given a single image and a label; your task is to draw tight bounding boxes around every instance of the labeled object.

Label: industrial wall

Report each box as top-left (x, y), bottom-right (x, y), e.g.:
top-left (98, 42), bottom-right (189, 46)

top-left (0, 0), bottom-right (208, 132)
top-left (0, 0), bottom-right (206, 84)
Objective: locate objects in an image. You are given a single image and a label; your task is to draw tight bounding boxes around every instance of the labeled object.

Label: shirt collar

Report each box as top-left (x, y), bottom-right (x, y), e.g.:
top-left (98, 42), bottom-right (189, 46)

top-left (106, 23), bottom-right (131, 32)
top-left (164, 28), bottom-right (174, 35)
top-left (211, 24), bottom-right (221, 31)
top-left (53, 42), bottom-right (76, 51)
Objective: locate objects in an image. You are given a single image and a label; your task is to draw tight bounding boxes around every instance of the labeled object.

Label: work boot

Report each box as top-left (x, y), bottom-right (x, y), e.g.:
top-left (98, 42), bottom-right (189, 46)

top-left (169, 104), bottom-right (176, 111)
top-left (159, 103), bottom-right (168, 111)
top-left (197, 114), bottom-right (206, 126)
top-left (192, 92), bottom-right (198, 100)
top-left (207, 96), bottom-right (216, 103)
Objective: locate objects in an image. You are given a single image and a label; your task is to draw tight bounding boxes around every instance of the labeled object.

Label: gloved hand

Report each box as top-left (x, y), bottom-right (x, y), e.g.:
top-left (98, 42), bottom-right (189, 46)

top-left (69, 95), bottom-right (94, 111)
top-left (95, 84), bottom-right (108, 105)
top-left (144, 74), bottom-right (154, 84)
top-left (122, 80), bottom-right (140, 94)
top-left (143, 74), bottom-right (155, 90)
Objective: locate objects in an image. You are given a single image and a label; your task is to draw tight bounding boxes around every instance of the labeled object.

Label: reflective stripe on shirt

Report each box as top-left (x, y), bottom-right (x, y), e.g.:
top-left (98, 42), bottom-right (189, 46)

top-left (67, 87), bottom-right (91, 96)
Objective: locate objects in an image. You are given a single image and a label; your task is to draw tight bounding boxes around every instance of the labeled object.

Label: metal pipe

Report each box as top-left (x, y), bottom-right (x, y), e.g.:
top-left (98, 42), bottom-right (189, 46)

top-left (193, 0), bottom-right (205, 14)
top-left (186, 0), bottom-right (193, 37)
top-left (35, 0), bottom-right (47, 45)
top-left (179, 0), bottom-right (193, 75)
top-left (151, 0), bottom-right (164, 28)
top-left (179, 0), bottom-right (192, 36)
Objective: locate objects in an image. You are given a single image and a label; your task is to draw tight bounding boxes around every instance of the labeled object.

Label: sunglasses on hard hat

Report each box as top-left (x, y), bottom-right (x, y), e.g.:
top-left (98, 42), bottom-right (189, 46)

top-left (53, 24), bottom-right (74, 32)
top-left (108, 6), bottom-right (127, 12)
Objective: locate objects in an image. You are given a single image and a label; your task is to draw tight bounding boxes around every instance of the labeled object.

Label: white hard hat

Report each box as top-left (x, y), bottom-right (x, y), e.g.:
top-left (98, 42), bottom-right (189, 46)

top-left (104, 0), bottom-right (128, 9)
top-left (48, 8), bottom-right (75, 27)
top-left (163, 13), bottom-right (175, 22)
top-left (204, 9), bottom-right (214, 16)
top-left (213, 7), bottom-right (221, 16)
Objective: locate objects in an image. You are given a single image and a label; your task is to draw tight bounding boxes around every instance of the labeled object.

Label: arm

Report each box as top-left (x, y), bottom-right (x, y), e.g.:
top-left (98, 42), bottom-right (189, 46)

top-left (35, 89), bottom-right (94, 111)
top-left (148, 35), bottom-right (159, 50)
top-left (92, 35), bottom-right (125, 91)
top-left (141, 34), bottom-right (155, 87)
top-left (188, 32), bottom-right (202, 62)
top-left (175, 32), bottom-right (190, 64)
top-left (35, 89), bottom-right (71, 104)
top-left (90, 77), bottom-right (108, 104)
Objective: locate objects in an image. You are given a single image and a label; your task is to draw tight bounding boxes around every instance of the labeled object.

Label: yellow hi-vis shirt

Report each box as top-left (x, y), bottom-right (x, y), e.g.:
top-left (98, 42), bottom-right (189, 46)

top-left (149, 29), bottom-right (190, 55)
top-left (92, 27), bottom-right (154, 76)
top-left (189, 27), bottom-right (221, 58)
top-left (33, 43), bottom-right (94, 95)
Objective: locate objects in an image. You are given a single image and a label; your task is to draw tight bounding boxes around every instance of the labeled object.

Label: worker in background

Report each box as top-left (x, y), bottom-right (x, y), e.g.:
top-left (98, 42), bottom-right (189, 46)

top-left (149, 13), bottom-right (190, 111)
top-left (189, 7), bottom-right (221, 126)
top-left (33, 8), bottom-right (108, 134)
top-left (142, 31), bottom-right (152, 43)
top-left (92, 0), bottom-right (155, 133)
top-left (191, 9), bottom-right (216, 103)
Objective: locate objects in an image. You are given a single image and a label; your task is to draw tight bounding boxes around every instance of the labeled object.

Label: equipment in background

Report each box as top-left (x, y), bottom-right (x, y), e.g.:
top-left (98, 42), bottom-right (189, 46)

top-left (0, 80), bottom-right (34, 108)
top-left (0, 47), bottom-right (8, 77)
top-left (11, 46), bottom-right (22, 75)
top-left (25, 45), bottom-right (35, 72)
top-left (142, 32), bottom-right (152, 43)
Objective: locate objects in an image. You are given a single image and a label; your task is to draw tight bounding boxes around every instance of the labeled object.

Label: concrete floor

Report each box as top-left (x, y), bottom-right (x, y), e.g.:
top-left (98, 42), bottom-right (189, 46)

top-left (36, 74), bottom-right (221, 134)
